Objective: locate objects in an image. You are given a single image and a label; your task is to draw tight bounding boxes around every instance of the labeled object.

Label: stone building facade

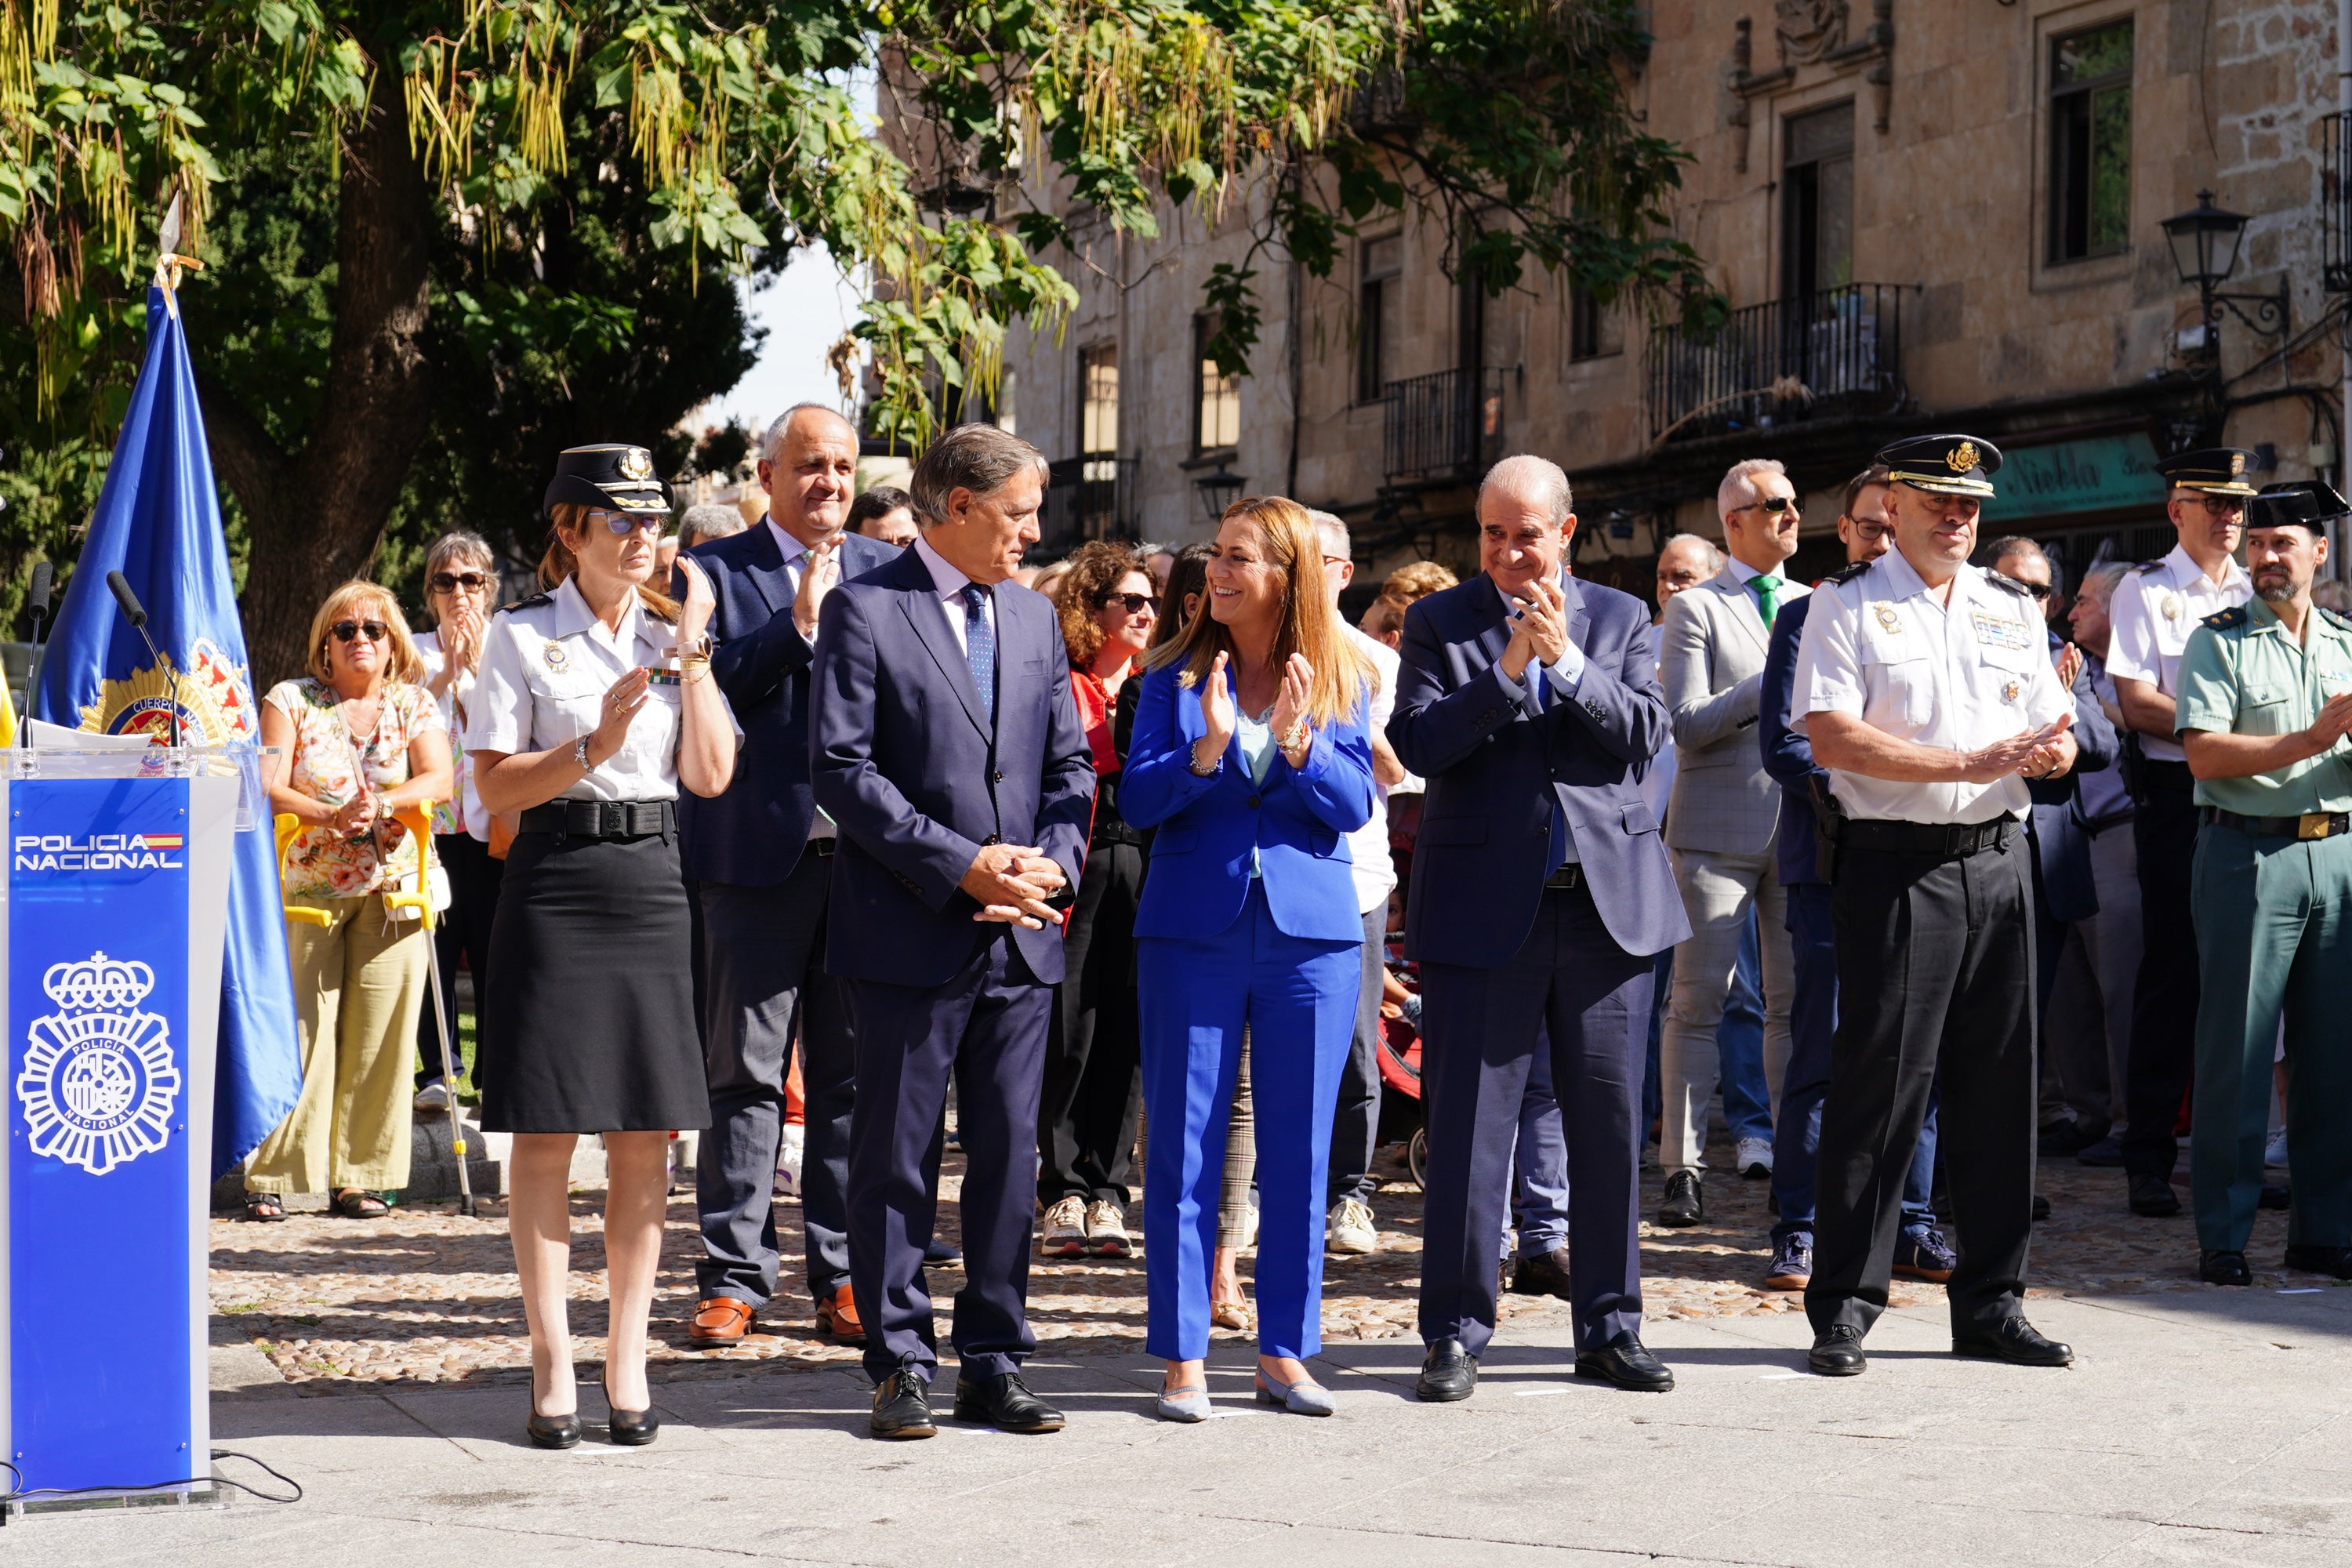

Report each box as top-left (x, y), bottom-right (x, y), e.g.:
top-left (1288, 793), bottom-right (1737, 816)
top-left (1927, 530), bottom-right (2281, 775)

top-left (977, 0), bottom-right (2348, 600)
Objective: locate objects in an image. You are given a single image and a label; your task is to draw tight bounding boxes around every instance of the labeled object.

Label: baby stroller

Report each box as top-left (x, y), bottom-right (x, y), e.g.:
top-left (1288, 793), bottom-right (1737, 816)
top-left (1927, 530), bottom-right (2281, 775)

top-left (1375, 1012), bottom-right (1427, 1189)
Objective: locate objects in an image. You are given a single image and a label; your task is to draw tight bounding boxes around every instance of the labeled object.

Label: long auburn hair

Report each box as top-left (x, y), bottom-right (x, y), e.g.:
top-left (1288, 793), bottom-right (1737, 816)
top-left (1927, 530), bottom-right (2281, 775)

top-left (1144, 495), bottom-right (1370, 728)
top-left (1054, 539), bottom-right (1149, 667)
top-left (542, 502), bottom-right (678, 622)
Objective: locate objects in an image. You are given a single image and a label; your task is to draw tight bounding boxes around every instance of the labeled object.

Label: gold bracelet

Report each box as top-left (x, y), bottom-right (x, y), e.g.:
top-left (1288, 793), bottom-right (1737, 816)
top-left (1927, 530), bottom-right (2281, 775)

top-left (1279, 720), bottom-right (1311, 755)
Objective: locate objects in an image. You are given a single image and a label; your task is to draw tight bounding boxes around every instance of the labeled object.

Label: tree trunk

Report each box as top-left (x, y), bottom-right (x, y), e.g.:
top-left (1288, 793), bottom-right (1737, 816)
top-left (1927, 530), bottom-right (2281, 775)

top-left (205, 41), bottom-right (436, 687)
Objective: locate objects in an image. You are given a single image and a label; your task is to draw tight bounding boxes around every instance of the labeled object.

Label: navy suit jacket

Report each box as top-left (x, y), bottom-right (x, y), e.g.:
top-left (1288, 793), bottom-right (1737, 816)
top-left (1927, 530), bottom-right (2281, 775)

top-left (673, 521), bottom-right (897, 886)
top-left (1760, 590), bottom-right (1829, 888)
top-left (1119, 662), bottom-right (1376, 944)
top-left (1388, 572), bottom-right (1689, 965)
top-left (2026, 628), bottom-right (2119, 925)
top-left (808, 546), bottom-right (1096, 988)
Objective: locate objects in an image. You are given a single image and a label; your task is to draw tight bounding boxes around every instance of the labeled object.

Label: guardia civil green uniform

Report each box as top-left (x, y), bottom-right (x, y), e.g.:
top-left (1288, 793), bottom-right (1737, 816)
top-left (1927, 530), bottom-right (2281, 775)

top-left (2176, 485), bottom-right (2352, 1265)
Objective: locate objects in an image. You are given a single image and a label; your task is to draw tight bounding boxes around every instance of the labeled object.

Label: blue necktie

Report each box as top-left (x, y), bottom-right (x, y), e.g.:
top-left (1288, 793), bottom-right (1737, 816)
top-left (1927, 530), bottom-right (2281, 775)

top-left (1528, 655), bottom-right (1574, 870)
top-left (960, 583), bottom-right (996, 724)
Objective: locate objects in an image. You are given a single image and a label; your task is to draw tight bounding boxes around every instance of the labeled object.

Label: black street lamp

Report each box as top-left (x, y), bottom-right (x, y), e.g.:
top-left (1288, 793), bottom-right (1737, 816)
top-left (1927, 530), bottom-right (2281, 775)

top-left (1193, 462), bottom-right (1245, 523)
top-left (2161, 189), bottom-right (2288, 361)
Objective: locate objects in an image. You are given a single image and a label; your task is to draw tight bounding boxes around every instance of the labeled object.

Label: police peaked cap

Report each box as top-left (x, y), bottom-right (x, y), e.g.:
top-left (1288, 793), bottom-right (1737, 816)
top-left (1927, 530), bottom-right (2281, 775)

top-left (2248, 479), bottom-right (2351, 531)
top-left (2153, 448), bottom-right (2259, 498)
top-left (1875, 434), bottom-right (2002, 499)
top-left (543, 443), bottom-right (672, 519)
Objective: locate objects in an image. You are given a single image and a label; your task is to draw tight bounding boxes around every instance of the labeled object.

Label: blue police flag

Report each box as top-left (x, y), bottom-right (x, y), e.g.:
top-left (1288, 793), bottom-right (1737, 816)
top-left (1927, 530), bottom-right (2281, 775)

top-left (34, 286), bottom-right (302, 1175)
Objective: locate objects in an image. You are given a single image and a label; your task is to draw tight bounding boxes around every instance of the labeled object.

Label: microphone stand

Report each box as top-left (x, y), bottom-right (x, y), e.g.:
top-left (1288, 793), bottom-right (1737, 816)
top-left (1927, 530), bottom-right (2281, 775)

top-left (106, 569), bottom-right (183, 751)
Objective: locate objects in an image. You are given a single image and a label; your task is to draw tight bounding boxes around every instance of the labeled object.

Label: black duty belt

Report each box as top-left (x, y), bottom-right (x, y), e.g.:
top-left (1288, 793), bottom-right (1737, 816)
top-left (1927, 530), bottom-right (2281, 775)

top-left (1542, 864), bottom-right (1584, 889)
top-left (2204, 807), bottom-right (2352, 841)
top-left (518, 799), bottom-right (677, 840)
top-left (2140, 759), bottom-right (2195, 793)
top-left (1840, 817), bottom-right (2018, 858)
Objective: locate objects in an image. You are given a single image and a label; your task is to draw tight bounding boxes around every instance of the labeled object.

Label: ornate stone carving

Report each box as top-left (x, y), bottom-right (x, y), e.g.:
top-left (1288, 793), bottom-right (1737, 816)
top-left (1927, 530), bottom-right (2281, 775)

top-left (1774, 1), bottom-right (1849, 67)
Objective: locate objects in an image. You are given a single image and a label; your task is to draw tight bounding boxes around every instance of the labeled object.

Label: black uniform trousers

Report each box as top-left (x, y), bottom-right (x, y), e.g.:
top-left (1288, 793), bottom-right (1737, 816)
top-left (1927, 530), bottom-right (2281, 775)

top-left (1806, 826), bottom-right (2038, 1338)
top-left (415, 830), bottom-right (503, 1089)
top-left (1035, 834), bottom-right (1145, 1208)
top-left (2122, 762), bottom-right (2199, 1181)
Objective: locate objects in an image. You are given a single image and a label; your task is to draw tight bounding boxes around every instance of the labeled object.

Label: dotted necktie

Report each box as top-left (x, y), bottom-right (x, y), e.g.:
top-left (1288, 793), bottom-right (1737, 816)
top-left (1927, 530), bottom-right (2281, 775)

top-left (1750, 574), bottom-right (1780, 630)
top-left (960, 583), bottom-right (996, 724)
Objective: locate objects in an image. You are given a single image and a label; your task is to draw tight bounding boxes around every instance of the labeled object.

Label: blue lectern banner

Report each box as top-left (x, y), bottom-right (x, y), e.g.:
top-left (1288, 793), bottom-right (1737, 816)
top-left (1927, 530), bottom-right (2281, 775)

top-left (8, 776), bottom-right (194, 1492)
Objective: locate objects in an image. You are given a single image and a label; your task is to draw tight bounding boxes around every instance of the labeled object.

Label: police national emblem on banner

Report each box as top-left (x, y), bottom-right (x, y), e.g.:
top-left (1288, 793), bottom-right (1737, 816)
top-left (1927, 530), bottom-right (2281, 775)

top-left (74, 634), bottom-right (256, 746)
top-left (14, 951), bottom-right (180, 1177)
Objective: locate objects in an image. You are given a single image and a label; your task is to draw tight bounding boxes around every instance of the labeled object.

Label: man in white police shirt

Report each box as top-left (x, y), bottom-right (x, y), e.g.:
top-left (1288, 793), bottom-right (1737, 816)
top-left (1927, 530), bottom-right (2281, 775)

top-left (1789, 434), bottom-right (2080, 1377)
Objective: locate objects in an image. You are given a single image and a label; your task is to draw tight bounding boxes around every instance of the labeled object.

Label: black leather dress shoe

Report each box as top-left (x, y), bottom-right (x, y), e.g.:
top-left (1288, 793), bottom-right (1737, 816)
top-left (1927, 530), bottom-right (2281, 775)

top-left (2283, 1244), bottom-right (2352, 1279)
top-left (953, 1372), bottom-right (1065, 1432)
top-left (2198, 1249), bottom-right (2252, 1287)
top-left (1415, 1338), bottom-right (1478, 1402)
top-left (2129, 1174), bottom-right (2182, 1217)
top-left (1952, 1317), bottom-right (2073, 1367)
top-left (1574, 1334), bottom-right (1673, 1392)
top-left (1808, 1326), bottom-right (1867, 1377)
top-left (869, 1367), bottom-right (937, 1439)
top-left (1657, 1171), bottom-right (1704, 1228)
top-left (527, 1412), bottom-right (581, 1450)
top-left (2259, 1184), bottom-right (2292, 1211)
top-left (1508, 1247), bottom-right (1574, 1301)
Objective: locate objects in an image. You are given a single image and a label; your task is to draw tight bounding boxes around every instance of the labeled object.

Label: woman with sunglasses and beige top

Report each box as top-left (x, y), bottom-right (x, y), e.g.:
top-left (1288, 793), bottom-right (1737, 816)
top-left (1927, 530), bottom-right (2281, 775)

top-left (411, 532), bottom-right (503, 1112)
top-left (245, 584), bottom-right (455, 1223)
top-left (466, 445), bottom-right (736, 1450)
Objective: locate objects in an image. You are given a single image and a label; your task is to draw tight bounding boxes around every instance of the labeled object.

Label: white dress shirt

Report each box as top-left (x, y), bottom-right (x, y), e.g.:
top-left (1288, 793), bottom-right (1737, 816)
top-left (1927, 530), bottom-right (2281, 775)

top-left (2104, 543), bottom-right (2252, 762)
top-left (912, 534), bottom-right (998, 655)
top-left (1343, 624), bottom-right (1399, 913)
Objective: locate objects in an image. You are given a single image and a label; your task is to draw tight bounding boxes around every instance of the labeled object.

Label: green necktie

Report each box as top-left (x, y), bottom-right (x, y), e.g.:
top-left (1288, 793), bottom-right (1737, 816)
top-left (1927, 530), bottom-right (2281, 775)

top-left (1750, 574), bottom-right (1779, 629)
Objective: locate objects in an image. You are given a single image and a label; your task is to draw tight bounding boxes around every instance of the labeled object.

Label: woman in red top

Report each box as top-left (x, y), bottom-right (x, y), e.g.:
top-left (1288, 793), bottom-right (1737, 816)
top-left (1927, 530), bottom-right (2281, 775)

top-left (1034, 542), bottom-right (1160, 1260)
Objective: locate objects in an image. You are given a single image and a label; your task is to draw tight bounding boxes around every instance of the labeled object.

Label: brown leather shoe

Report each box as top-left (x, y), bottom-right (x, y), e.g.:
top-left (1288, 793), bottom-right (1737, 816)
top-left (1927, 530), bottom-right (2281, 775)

top-left (688, 1297), bottom-right (754, 1348)
top-left (816, 1283), bottom-right (866, 1345)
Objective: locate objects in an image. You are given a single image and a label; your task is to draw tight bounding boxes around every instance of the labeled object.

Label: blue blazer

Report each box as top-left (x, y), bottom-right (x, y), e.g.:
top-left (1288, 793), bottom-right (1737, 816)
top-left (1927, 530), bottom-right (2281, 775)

top-left (808, 546), bottom-right (1096, 989)
top-left (1388, 572), bottom-right (1689, 964)
top-left (672, 521), bottom-right (897, 887)
top-left (1120, 662), bottom-right (1376, 944)
top-left (1760, 590), bottom-right (1828, 889)
top-left (2026, 628), bottom-right (2120, 925)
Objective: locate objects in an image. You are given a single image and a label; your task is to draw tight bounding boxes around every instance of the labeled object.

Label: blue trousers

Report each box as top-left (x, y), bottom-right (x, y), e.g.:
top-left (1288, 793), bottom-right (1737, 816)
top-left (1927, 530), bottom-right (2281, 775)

top-left (1510, 1043), bottom-right (1570, 1258)
top-left (1770, 883), bottom-right (1939, 1246)
top-left (1719, 913), bottom-right (1772, 1144)
top-left (1138, 884), bottom-right (1359, 1361)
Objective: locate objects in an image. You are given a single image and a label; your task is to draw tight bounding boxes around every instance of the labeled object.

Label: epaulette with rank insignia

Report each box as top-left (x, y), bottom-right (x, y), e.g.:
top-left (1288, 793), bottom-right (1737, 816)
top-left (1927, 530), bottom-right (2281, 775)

top-left (2321, 607), bottom-right (2352, 635)
top-left (1983, 572), bottom-right (2033, 599)
top-left (2132, 560), bottom-right (2165, 575)
top-left (1824, 561), bottom-right (1872, 586)
top-left (497, 593), bottom-right (551, 615)
top-left (2201, 606), bottom-right (2248, 631)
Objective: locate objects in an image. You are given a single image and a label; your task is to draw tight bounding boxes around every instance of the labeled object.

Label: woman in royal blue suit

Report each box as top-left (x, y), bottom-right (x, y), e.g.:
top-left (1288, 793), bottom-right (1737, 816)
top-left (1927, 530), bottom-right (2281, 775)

top-left (1123, 495), bottom-right (1376, 1420)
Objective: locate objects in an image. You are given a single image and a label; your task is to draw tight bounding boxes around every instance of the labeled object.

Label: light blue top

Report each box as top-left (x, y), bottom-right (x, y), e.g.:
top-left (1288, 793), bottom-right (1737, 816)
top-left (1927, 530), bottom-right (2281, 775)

top-left (1236, 709), bottom-right (1277, 877)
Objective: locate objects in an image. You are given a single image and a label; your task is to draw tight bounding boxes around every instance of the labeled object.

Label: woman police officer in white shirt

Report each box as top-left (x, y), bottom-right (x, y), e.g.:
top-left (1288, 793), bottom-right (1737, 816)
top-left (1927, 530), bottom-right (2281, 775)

top-left (466, 444), bottom-right (738, 1450)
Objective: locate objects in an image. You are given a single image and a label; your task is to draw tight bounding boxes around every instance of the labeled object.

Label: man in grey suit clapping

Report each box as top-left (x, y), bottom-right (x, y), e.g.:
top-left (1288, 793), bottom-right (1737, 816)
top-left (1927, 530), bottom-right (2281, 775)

top-left (1653, 459), bottom-right (1809, 1227)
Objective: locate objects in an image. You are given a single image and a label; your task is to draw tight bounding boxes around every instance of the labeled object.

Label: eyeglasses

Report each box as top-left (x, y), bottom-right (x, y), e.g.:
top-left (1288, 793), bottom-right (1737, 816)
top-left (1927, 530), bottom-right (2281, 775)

top-left (2009, 579), bottom-right (2055, 601)
top-left (1846, 521), bottom-right (1895, 542)
top-left (2188, 495), bottom-right (2248, 519)
top-left (429, 571), bottom-right (489, 594)
top-left (1100, 592), bottom-right (1159, 615)
top-left (1733, 495), bottom-right (1798, 517)
top-left (330, 620), bottom-right (390, 644)
top-left (586, 508), bottom-right (666, 536)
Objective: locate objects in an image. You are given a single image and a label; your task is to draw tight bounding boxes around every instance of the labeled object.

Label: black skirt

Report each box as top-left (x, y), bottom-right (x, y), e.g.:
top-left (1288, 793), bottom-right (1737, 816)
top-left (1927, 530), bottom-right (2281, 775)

top-left (479, 826), bottom-right (710, 1134)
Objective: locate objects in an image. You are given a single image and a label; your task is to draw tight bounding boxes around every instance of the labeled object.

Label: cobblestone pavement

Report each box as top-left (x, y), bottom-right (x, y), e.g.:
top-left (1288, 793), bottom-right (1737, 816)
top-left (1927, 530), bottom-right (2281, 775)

top-left (212, 1138), bottom-right (2320, 1396)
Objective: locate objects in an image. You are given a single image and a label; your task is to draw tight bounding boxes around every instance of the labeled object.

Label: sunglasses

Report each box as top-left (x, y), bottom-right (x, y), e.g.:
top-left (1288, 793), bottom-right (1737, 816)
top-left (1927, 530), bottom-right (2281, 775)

top-left (331, 620), bottom-right (390, 644)
top-left (2011, 579), bottom-right (2054, 601)
top-left (1734, 495), bottom-right (1798, 517)
top-left (585, 508), bottom-right (666, 536)
top-left (1100, 591), bottom-right (1159, 615)
top-left (430, 571), bottom-right (489, 593)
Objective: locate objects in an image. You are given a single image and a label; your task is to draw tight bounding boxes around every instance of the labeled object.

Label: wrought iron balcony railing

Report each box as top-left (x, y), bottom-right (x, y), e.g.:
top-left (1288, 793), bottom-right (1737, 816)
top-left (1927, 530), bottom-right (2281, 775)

top-left (1646, 282), bottom-right (1905, 443)
top-left (1383, 366), bottom-right (1507, 482)
top-left (1038, 455), bottom-right (1138, 557)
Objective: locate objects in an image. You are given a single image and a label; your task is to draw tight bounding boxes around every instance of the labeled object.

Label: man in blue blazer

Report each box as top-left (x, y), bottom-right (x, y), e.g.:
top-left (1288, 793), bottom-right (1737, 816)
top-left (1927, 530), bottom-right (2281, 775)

top-left (676, 405), bottom-right (898, 1350)
top-left (810, 423), bottom-right (1094, 1439)
top-left (1389, 454), bottom-right (1690, 1400)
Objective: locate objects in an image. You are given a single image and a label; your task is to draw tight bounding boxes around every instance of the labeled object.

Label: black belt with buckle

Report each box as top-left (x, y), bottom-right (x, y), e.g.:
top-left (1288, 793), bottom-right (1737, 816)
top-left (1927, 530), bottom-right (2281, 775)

top-left (1542, 865), bottom-right (1584, 890)
top-left (808, 834), bottom-right (837, 858)
top-left (1841, 817), bottom-right (2018, 858)
top-left (517, 799), bottom-right (677, 840)
top-left (2204, 806), bottom-right (2350, 841)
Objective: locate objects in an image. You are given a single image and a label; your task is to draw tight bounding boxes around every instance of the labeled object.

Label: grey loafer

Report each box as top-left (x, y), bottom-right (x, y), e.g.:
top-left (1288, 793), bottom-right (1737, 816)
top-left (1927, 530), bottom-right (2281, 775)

top-left (1254, 1369), bottom-right (1336, 1416)
top-left (1154, 1383), bottom-right (1212, 1422)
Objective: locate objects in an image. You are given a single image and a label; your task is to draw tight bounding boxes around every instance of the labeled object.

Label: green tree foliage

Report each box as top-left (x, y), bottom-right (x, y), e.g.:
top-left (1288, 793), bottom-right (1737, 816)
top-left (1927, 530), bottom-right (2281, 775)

top-left (1, 0), bottom-right (1708, 677)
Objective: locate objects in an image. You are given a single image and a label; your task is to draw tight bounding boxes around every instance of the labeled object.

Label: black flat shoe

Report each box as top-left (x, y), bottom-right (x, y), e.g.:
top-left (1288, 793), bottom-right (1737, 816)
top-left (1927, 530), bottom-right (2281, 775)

top-left (1952, 1316), bottom-right (2073, 1367)
top-left (953, 1371), bottom-right (1065, 1433)
top-left (2259, 1184), bottom-right (2292, 1212)
top-left (1414, 1337), bottom-right (1478, 1402)
top-left (2282, 1243), bottom-right (2352, 1279)
top-left (2128, 1174), bottom-right (2182, 1217)
top-left (2198, 1249), bottom-right (2252, 1287)
top-left (1657, 1171), bottom-right (1704, 1228)
top-left (527, 1412), bottom-right (581, 1450)
top-left (1507, 1247), bottom-right (1574, 1301)
top-left (870, 1367), bottom-right (937, 1439)
top-left (1574, 1333), bottom-right (1674, 1392)
top-left (604, 1372), bottom-right (659, 1446)
top-left (1809, 1325), bottom-right (1867, 1377)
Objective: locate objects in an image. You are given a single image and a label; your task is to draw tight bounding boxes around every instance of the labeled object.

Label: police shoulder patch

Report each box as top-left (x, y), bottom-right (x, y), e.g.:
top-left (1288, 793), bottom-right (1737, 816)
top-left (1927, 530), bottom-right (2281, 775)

top-left (1825, 561), bottom-right (1872, 585)
top-left (2201, 606), bottom-right (2249, 631)
top-left (497, 593), bottom-right (552, 615)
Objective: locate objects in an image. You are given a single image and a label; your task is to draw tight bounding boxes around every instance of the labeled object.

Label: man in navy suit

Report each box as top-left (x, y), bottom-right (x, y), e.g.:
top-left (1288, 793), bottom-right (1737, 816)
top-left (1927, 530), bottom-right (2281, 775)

top-left (1389, 454), bottom-right (1690, 1399)
top-left (677, 404), bottom-right (898, 1350)
top-left (811, 423), bottom-right (1094, 1439)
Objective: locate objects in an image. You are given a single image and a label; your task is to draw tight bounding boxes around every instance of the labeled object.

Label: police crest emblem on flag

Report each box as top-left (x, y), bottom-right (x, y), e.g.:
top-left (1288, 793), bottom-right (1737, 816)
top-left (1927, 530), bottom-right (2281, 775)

top-left (15, 952), bottom-right (180, 1176)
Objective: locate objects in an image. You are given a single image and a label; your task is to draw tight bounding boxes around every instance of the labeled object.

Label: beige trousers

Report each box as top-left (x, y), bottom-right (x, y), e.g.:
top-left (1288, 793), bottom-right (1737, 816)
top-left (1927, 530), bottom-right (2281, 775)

top-left (245, 897), bottom-right (430, 1194)
top-left (1659, 846), bottom-right (1795, 1176)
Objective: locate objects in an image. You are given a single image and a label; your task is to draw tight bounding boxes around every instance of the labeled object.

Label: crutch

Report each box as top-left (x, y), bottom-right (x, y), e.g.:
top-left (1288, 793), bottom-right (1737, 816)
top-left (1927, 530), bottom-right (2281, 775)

top-left (385, 804), bottom-right (475, 1216)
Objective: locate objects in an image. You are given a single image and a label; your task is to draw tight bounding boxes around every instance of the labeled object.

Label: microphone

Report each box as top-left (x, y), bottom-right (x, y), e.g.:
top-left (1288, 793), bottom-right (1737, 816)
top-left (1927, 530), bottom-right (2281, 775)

top-left (104, 570), bottom-right (180, 749)
top-left (19, 561), bottom-right (53, 735)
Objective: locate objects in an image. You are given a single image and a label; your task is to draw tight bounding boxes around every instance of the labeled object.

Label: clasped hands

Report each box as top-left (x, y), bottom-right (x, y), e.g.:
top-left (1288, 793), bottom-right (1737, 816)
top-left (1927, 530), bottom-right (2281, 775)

top-left (960, 842), bottom-right (1069, 929)
top-left (1196, 648), bottom-right (1316, 769)
top-left (1960, 712), bottom-right (2076, 784)
top-left (1499, 575), bottom-right (1570, 681)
